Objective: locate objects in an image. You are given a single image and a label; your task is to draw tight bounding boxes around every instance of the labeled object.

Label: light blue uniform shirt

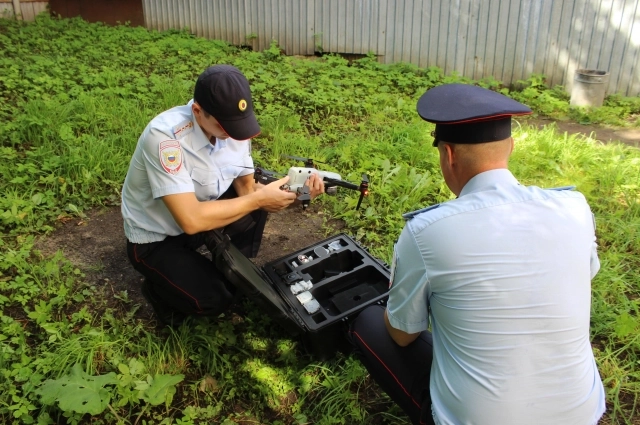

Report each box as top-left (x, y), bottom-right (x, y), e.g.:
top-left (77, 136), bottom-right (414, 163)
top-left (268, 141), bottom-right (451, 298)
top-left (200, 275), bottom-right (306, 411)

top-left (121, 100), bottom-right (254, 243)
top-left (387, 169), bottom-right (605, 425)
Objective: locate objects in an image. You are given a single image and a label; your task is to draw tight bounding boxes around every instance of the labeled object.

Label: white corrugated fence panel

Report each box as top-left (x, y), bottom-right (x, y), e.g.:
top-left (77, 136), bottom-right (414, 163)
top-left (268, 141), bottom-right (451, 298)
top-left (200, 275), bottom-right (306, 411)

top-left (21, 2), bottom-right (47, 20)
top-left (0, 3), bottom-right (14, 18)
top-left (314, 0), bottom-right (386, 55)
top-left (142, 0), bottom-right (640, 96)
top-left (142, 0), bottom-right (312, 54)
top-left (0, 1), bottom-right (47, 20)
top-left (250, 0), bottom-right (313, 55)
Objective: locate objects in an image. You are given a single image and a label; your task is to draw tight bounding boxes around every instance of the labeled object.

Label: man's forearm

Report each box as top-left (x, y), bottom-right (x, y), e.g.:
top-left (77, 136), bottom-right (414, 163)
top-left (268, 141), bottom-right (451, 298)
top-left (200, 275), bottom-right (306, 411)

top-left (163, 175), bottom-right (296, 234)
top-left (233, 173), bottom-right (258, 197)
top-left (163, 191), bottom-right (262, 234)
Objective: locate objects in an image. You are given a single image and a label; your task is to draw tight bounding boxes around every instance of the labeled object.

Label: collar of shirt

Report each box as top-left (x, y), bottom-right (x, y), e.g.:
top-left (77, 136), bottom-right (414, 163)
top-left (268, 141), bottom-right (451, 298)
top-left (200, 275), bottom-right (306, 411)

top-left (186, 99), bottom-right (233, 155)
top-left (459, 168), bottom-right (519, 197)
top-left (184, 99), bottom-right (210, 153)
top-left (207, 138), bottom-right (229, 156)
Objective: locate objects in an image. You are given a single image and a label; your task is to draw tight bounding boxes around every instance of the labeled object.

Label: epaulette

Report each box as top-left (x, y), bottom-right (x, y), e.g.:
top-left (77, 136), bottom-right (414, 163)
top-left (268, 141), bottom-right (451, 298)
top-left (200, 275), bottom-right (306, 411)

top-left (402, 204), bottom-right (440, 220)
top-left (546, 185), bottom-right (576, 191)
top-left (172, 119), bottom-right (194, 139)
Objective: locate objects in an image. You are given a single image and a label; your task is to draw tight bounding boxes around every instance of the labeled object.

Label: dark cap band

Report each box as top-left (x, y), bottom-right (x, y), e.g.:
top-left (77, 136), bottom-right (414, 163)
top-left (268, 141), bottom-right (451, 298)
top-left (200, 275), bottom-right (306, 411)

top-left (435, 117), bottom-right (512, 144)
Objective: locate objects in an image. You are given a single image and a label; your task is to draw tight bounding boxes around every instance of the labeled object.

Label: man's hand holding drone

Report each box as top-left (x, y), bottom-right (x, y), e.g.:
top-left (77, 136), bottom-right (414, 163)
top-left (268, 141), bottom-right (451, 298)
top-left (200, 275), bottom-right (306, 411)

top-left (255, 173), bottom-right (324, 210)
top-left (254, 156), bottom-right (369, 210)
top-left (300, 173), bottom-right (325, 199)
top-left (254, 176), bottom-right (297, 212)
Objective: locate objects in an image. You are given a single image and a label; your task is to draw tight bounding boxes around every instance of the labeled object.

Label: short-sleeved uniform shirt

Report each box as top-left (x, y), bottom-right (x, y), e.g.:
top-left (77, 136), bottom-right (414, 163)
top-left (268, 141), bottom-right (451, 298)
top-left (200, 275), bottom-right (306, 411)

top-left (121, 100), bottom-right (254, 243)
top-left (387, 169), bottom-right (605, 425)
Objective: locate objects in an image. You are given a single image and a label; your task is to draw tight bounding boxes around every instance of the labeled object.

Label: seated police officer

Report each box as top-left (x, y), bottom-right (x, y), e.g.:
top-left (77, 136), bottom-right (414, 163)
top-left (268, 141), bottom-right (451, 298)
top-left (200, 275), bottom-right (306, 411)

top-left (350, 84), bottom-right (605, 425)
top-left (121, 65), bottom-right (324, 325)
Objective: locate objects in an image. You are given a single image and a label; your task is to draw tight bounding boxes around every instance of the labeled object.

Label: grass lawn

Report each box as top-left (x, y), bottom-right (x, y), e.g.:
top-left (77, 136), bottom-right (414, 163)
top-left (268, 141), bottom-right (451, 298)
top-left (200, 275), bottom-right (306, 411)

top-left (1, 15), bottom-right (639, 425)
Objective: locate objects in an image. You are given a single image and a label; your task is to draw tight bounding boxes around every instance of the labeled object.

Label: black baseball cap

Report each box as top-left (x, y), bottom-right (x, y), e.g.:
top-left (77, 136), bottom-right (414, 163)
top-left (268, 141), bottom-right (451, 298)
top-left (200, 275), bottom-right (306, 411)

top-left (416, 84), bottom-right (532, 145)
top-left (193, 65), bottom-right (261, 140)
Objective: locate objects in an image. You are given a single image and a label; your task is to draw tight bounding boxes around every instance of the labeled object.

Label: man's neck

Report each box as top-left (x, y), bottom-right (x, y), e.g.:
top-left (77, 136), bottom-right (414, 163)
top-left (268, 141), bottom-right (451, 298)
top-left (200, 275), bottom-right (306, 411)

top-left (453, 165), bottom-right (509, 196)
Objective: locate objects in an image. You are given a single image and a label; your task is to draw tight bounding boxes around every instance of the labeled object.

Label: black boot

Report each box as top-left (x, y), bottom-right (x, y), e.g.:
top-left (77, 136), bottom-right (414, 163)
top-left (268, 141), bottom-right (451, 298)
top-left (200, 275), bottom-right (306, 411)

top-left (141, 279), bottom-right (186, 327)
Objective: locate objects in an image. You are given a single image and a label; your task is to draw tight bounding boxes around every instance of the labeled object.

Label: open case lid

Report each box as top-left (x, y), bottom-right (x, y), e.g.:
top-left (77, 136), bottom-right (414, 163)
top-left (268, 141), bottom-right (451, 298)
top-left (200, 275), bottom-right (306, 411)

top-left (205, 230), bottom-right (304, 335)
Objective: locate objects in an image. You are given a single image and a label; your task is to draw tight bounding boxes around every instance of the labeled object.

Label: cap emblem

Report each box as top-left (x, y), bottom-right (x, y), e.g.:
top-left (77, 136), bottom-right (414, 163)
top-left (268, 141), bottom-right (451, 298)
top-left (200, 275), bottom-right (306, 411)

top-left (238, 99), bottom-right (247, 112)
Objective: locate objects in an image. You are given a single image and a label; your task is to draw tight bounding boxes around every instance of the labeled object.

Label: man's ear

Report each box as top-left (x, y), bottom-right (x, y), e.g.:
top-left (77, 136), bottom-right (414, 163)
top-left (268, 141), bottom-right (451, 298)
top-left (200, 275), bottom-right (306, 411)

top-left (444, 143), bottom-right (455, 167)
top-left (191, 102), bottom-right (202, 117)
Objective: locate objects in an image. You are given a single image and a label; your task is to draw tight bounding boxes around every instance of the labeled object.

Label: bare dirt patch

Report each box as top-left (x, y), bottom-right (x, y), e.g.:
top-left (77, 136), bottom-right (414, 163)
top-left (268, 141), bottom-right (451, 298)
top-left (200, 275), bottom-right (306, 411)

top-left (34, 202), bottom-right (342, 321)
top-left (524, 117), bottom-right (640, 148)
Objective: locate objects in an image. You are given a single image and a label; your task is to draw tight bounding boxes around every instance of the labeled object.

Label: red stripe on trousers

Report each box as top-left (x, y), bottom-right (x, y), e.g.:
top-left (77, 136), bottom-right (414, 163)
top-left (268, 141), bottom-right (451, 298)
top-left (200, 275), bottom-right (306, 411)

top-left (350, 330), bottom-right (427, 425)
top-left (133, 244), bottom-right (203, 312)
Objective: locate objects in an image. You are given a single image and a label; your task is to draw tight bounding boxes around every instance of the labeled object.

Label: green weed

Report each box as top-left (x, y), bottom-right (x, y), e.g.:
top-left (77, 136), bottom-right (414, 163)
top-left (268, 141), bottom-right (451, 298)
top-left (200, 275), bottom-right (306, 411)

top-left (0, 13), bottom-right (638, 425)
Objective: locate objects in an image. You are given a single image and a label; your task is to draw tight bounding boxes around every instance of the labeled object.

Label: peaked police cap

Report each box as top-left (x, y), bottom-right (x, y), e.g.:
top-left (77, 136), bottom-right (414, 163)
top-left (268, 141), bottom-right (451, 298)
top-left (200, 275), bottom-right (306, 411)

top-left (417, 84), bottom-right (532, 144)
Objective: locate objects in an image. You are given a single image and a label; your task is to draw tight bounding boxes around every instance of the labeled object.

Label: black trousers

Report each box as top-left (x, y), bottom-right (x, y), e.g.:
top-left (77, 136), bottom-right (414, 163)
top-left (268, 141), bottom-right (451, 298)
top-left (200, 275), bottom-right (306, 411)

top-left (349, 305), bottom-right (435, 425)
top-left (126, 186), bottom-right (268, 317)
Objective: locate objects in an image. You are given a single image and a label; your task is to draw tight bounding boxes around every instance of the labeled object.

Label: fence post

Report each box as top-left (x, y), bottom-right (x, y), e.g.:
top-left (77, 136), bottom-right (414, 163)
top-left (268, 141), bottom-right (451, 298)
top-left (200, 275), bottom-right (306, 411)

top-left (11, 0), bottom-right (22, 20)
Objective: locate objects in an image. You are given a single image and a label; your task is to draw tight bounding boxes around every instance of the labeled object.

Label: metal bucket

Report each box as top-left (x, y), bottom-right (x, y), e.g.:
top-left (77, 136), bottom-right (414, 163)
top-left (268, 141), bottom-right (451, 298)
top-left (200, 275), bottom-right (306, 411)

top-left (570, 69), bottom-right (610, 107)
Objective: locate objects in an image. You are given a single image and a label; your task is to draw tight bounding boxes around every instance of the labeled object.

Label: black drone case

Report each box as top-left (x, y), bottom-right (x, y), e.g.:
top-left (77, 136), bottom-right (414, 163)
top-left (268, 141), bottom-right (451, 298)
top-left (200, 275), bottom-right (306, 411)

top-left (207, 231), bottom-right (390, 359)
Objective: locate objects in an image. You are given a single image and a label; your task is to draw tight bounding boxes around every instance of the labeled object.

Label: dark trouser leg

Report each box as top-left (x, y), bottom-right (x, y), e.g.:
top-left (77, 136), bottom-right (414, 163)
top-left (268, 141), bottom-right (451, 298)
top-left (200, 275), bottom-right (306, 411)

top-left (349, 305), bottom-right (435, 425)
top-left (127, 232), bottom-right (235, 317)
top-left (221, 208), bottom-right (267, 258)
top-left (127, 185), bottom-right (268, 320)
top-left (218, 184), bottom-right (268, 258)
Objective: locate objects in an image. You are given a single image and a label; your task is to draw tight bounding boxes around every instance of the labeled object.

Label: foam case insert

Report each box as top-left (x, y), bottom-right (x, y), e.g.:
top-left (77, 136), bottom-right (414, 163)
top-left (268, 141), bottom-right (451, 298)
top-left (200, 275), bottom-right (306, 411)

top-left (208, 232), bottom-right (390, 359)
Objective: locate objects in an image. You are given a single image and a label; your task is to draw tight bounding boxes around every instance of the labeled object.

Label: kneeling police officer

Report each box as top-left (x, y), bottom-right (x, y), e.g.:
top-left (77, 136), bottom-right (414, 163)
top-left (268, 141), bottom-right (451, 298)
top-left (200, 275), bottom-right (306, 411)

top-left (350, 84), bottom-right (606, 425)
top-left (121, 65), bottom-right (324, 325)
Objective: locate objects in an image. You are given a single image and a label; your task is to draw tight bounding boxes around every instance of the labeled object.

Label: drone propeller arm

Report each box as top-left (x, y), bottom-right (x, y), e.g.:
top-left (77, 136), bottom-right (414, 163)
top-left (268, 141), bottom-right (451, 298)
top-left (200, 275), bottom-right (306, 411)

top-left (254, 167), bottom-right (281, 185)
top-left (323, 177), bottom-right (369, 211)
top-left (323, 177), bottom-right (359, 191)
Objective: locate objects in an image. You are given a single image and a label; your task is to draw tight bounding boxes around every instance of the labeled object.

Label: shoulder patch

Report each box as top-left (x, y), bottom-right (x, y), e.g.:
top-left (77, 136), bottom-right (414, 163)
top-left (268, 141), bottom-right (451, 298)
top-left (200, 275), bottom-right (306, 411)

top-left (546, 185), bottom-right (576, 191)
top-left (159, 140), bottom-right (183, 175)
top-left (402, 204), bottom-right (440, 220)
top-left (173, 120), bottom-right (194, 139)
